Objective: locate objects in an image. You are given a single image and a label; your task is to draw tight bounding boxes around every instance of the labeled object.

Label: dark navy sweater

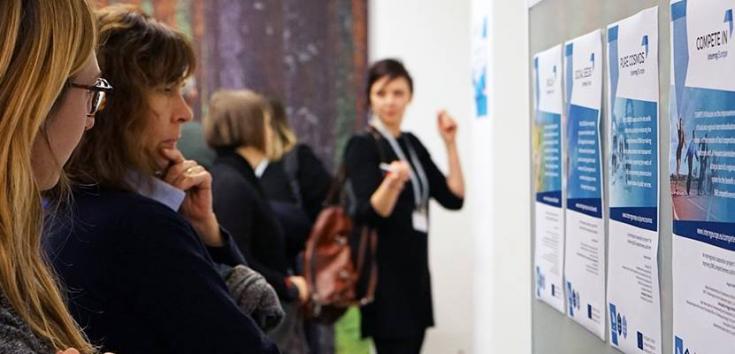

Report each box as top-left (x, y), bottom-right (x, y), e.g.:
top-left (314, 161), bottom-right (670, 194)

top-left (45, 186), bottom-right (279, 354)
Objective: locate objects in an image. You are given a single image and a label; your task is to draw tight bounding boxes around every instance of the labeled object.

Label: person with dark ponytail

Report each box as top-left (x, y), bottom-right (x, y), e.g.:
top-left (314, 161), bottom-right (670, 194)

top-left (342, 59), bottom-right (465, 354)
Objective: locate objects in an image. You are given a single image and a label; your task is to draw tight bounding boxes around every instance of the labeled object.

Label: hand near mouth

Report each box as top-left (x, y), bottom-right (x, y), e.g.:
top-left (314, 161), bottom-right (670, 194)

top-left (160, 147), bottom-right (223, 247)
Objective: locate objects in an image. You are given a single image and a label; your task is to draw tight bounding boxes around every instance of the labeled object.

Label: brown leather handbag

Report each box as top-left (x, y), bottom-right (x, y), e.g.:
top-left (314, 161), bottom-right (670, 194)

top-left (302, 129), bottom-right (384, 324)
top-left (302, 202), bottom-right (377, 324)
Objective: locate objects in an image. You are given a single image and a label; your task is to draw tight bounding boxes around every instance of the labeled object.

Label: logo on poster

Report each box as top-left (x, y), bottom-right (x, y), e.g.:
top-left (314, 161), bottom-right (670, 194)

top-left (695, 9), bottom-right (732, 61)
top-left (535, 266), bottom-right (546, 297)
top-left (675, 336), bottom-right (697, 354)
top-left (546, 65), bottom-right (557, 88)
top-left (619, 35), bottom-right (648, 75)
top-left (566, 282), bottom-right (582, 316)
top-left (590, 52), bottom-right (595, 70)
top-left (726, 9), bottom-right (733, 38)
top-left (574, 53), bottom-right (595, 82)
top-left (609, 303), bottom-right (629, 345)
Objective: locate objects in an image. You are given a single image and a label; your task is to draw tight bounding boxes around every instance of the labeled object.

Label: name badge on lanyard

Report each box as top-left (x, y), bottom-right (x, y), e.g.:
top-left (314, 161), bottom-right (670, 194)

top-left (370, 118), bottom-right (430, 233)
top-left (412, 207), bottom-right (429, 233)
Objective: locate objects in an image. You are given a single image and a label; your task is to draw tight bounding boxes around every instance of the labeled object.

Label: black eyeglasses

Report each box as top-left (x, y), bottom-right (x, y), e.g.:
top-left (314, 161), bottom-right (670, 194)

top-left (68, 78), bottom-right (113, 116)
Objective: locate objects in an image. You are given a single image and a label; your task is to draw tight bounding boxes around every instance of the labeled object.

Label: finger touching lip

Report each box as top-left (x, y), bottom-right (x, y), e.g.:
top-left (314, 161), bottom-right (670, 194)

top-left (159, 146), bottom-right (184, 164)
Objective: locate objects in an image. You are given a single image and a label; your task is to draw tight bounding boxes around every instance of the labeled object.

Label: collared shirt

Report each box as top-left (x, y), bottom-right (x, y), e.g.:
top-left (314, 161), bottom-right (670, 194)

top-left (127, 171), bottom-right (186, 211)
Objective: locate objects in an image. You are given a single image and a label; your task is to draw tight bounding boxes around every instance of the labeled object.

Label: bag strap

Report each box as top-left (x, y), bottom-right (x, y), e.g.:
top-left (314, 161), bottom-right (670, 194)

top-left (356, 128), bottom-right (383, 304)
top-left (324, 128), bottom-right (388, 207)
top-left (354, 226), bottom-right (378, 305)
top-left (282, 148), bottom-right (303, 206)
top-left (367, 126), bottom-right (388, 163)
top-left (323, 165), bottom-right (346, 207)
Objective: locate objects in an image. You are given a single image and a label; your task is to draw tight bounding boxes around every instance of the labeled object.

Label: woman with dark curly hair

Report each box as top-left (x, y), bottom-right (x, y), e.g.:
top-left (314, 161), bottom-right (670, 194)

top-left (45, 5), bottom-right (278, 353)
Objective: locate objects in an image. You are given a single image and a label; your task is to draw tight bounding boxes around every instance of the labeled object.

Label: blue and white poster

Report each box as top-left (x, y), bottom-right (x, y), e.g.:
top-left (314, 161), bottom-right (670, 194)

top-left (670, 1), bottom-right (735, 354)
top-left (472, 0), bottom-right (490, 119)
top-left (606, 7), bottom-right (662, 354)
top-left (533, 44), bottom-right (566, 314)
top-left (563, 29), bottom-right (606, 340)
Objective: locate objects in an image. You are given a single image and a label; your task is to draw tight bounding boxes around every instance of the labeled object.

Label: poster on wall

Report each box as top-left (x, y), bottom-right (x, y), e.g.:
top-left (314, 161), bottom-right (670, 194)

top-left (472, 0), bottom-right (491, 119)
top-left (563, 29), bottom-right (606, 340)
top-left (533, 44), bottom-right (566, 314)
top-left (605, 7), bottom-right (662, 354)
top-left (670, 1), bottom-right (735, 354)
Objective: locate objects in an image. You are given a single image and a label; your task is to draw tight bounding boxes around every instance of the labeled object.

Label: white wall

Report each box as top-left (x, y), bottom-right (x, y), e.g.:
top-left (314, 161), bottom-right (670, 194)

top-left (482, 1), bottom-right (532, 353)
top-left (369, 1), bottom-right (531, 353)
top-left (369, 1), bottom-right (475, 353)
top-left (467, 2), bottom-right (532, 354)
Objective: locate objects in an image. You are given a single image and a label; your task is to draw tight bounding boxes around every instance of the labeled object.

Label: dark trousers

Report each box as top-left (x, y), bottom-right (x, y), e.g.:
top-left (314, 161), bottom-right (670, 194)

top-left (373, 332), bottom-right (426, 354)
top-left (304, 320), bottom-right (333, 354)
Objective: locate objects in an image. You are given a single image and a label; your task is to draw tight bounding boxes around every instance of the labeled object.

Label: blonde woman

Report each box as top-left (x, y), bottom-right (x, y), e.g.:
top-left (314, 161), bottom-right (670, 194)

top-left (0, 1), bottom-right (104, 353)
top-left (258, 97), bottom-right (333, 354)
top-left (260, 98), bottom-right (332, 222)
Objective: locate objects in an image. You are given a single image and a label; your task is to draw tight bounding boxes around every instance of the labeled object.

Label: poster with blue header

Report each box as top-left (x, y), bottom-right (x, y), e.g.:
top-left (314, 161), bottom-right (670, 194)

top-left (563, 29), bottom-right (606, 340)
top-left (670, 1), bottom-right (735, 353)
top-left (606, 7), bottom-right (662, 354)
top-left (533, 44), bottom-right (566, 314)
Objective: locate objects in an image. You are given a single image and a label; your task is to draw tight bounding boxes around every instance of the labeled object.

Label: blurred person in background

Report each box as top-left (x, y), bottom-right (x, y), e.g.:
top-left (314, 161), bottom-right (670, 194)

top-left (342, 59), bottom-right (465, 354)
top-left (205, 89), bottom-right (310, 354)
top-left (179, 77), bottom-right (216, 169)
top-left (258, 97), bottom-right (334, 354)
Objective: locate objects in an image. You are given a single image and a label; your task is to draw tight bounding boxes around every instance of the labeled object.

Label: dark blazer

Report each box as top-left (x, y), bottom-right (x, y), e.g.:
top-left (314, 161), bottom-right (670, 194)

top-left (45, 186), bottom-right (279, 354)
top-left (343, 131), bottom-right (463, 339)
top-left (210, 149), bottom-right (299, 302)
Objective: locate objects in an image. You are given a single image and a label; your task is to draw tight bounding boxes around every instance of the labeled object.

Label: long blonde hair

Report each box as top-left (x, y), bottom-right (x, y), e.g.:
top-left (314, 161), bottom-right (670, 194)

top-left (0, 1), bottom-right (96, 352)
